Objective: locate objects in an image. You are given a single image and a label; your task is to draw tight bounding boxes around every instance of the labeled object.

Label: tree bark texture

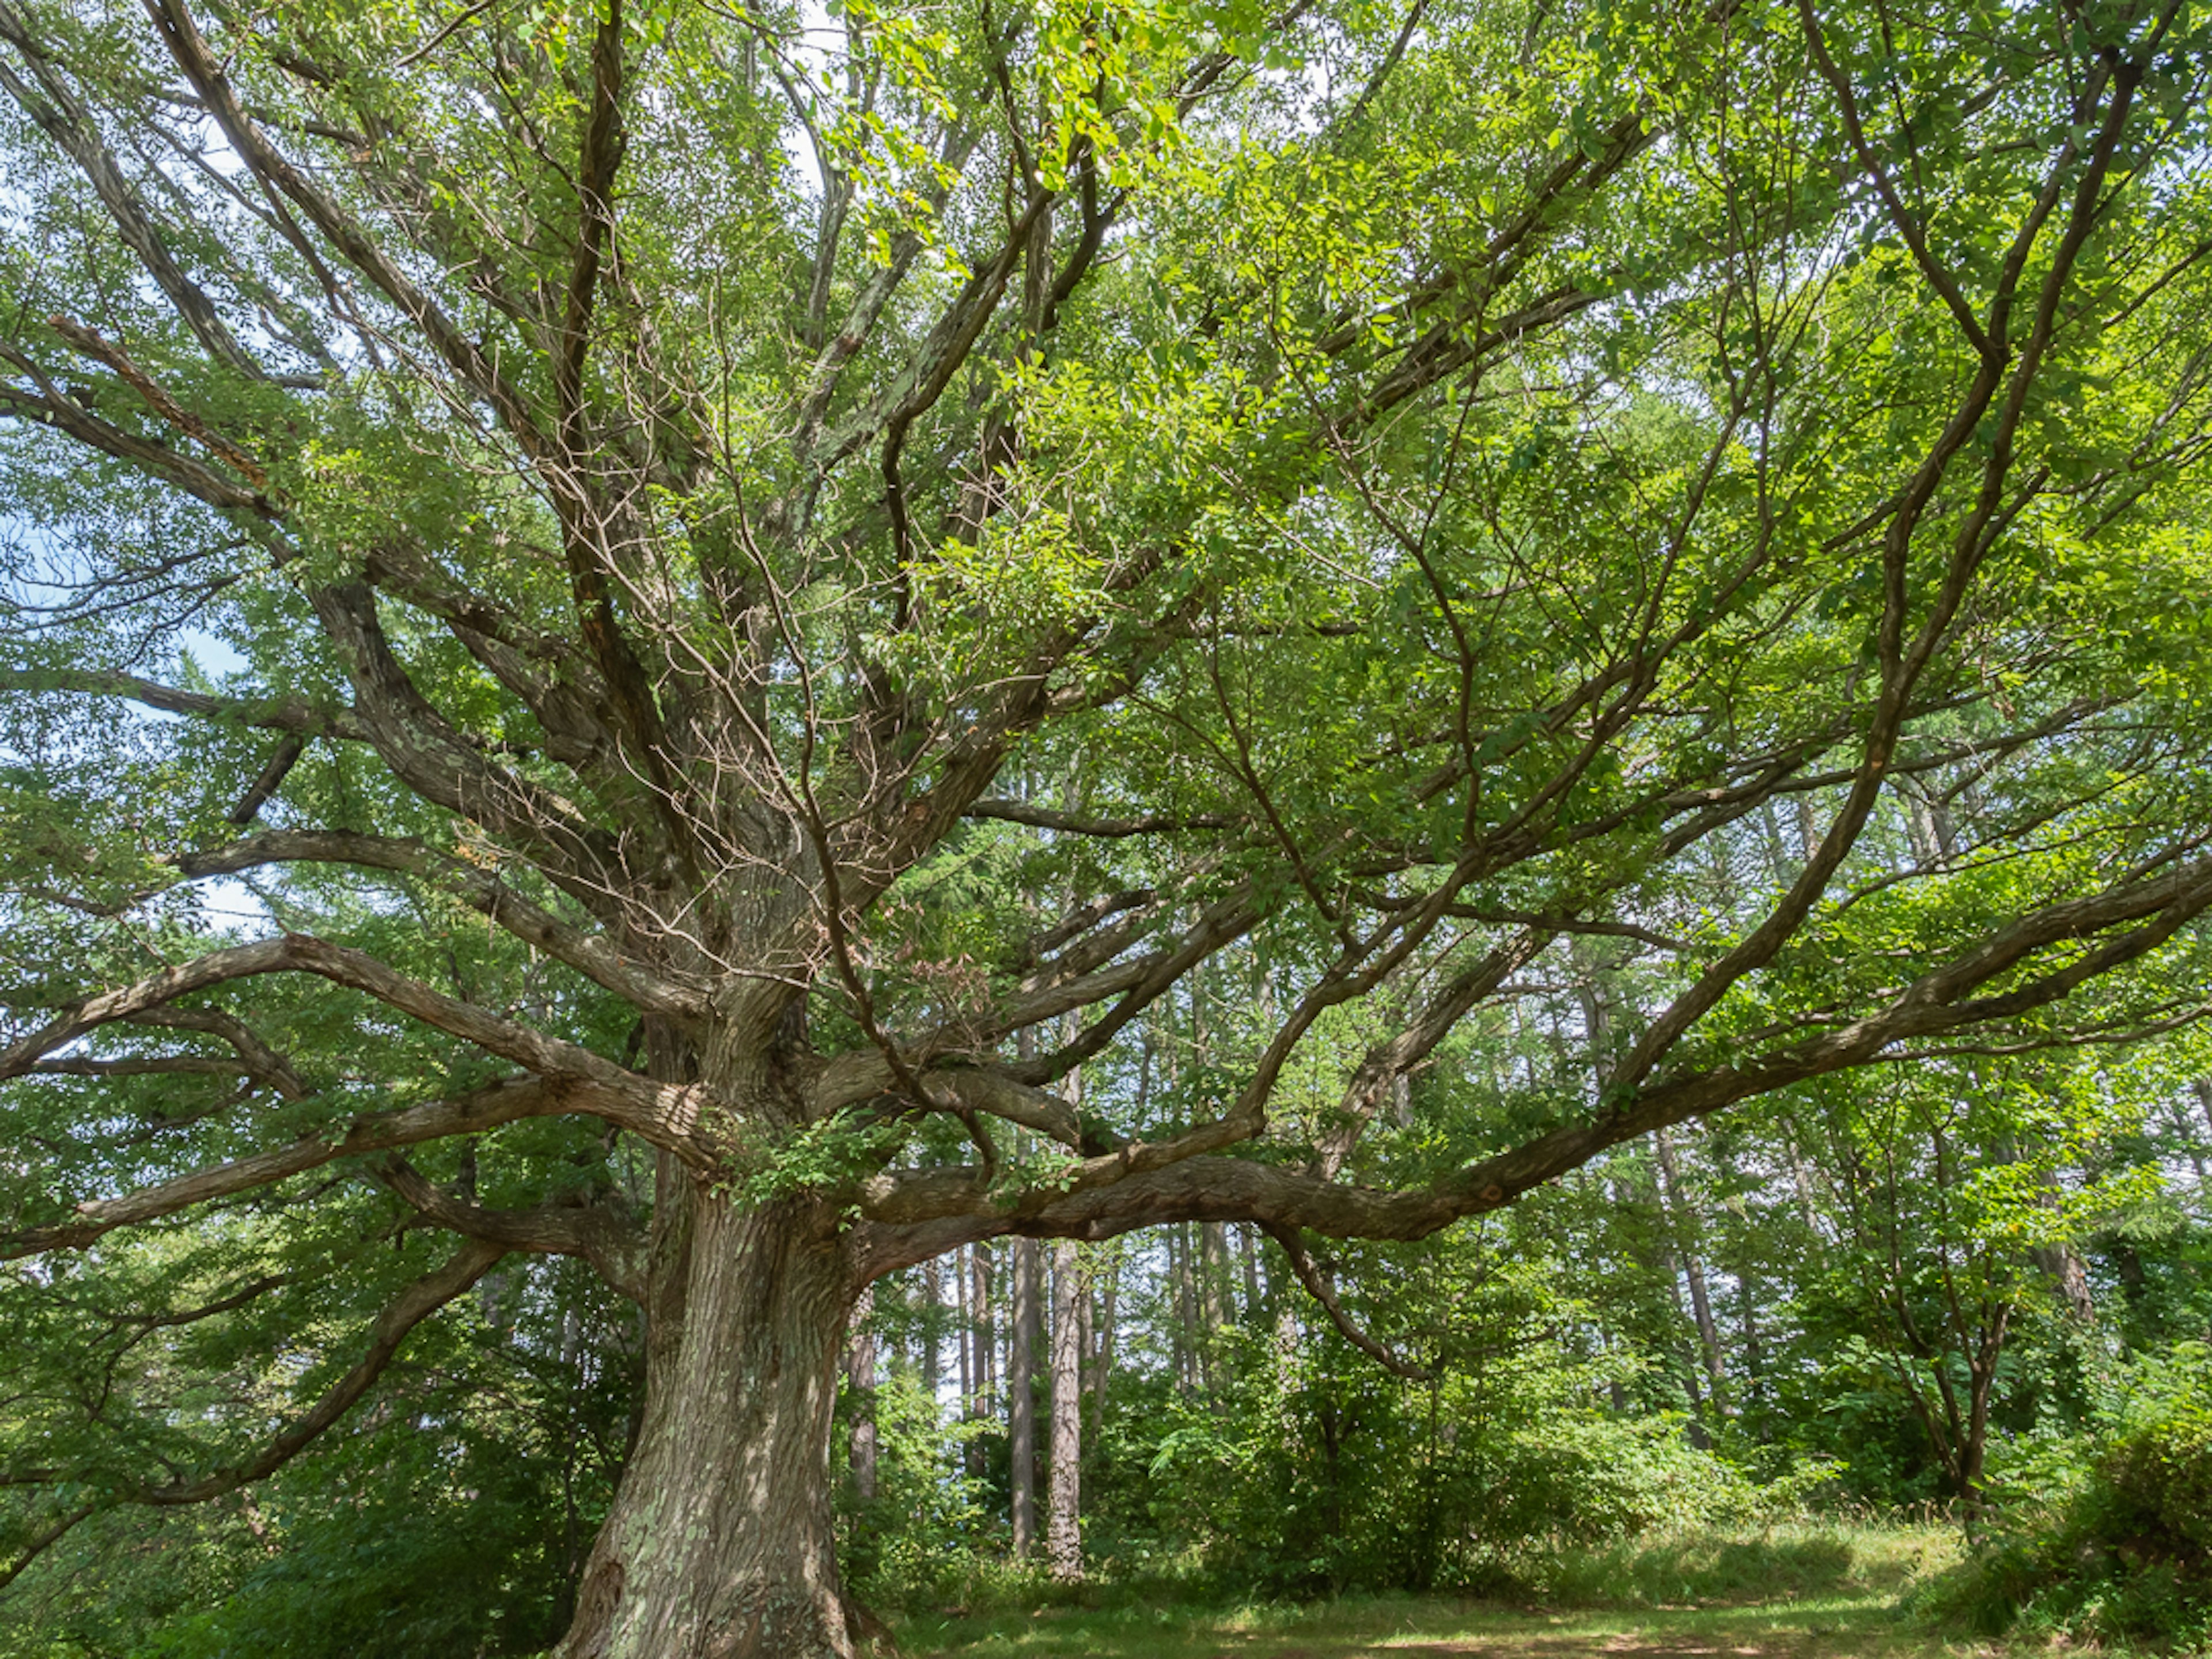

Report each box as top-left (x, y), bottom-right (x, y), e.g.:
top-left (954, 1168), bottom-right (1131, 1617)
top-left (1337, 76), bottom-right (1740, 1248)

top-left (846, 1282), bottom-right (878, 1503)
top-left (558, 1188), bottom-right (858, 1659)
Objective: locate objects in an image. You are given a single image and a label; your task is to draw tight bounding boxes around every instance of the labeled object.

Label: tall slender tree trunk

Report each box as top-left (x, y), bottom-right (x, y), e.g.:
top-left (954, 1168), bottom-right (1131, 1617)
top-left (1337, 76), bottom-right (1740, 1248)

top-left (1171, 1223), bottom-right (1202, 1393)
top-left (922, 1255), bottom-right (944, 1412)
top-left (1199, 1221), bottom-right (1229, 1334)
top-left (1090, 1246), bottom-right (1118, 1433)
top-left (559, 1185), bottom-right (859, 1659)
top-left (967, 1241), bottom-right (994, 1476)
top-left (1237, 1223), bottom-right (1262, 1319)
top-left (1654, 1127), bottom-right (1728, 1413)
top-left (1047, 1239), bottom-right (1084, 1583)
top-left (957, 1244), bottom-right (972, 1407)
top-left (1009, 1236), bottom-right (1041, 1558)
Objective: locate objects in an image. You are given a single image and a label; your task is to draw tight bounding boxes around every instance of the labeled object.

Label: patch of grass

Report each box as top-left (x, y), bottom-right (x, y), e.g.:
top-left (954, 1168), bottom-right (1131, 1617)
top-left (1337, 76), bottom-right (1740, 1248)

top-left (1498, 1519), bottom-right (1963, 1609)
top-left (896, 1524), bottom-right (1982, 1659)
top-left (899, 1591), bottom-right (1978, 1658)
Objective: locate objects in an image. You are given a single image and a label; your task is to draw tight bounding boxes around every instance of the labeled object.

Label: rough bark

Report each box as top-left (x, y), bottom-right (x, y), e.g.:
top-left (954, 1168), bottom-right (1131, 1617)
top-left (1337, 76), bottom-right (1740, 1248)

top-left (846, 1282), bottom-right (878, 1503)
top-left (557, 1187), bottom-right (858, 1659)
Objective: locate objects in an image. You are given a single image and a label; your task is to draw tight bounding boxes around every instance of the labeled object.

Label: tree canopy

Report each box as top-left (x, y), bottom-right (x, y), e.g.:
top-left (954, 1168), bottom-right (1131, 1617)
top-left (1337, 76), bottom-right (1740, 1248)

top-left (3, 0), bottom-right (2212, 1652)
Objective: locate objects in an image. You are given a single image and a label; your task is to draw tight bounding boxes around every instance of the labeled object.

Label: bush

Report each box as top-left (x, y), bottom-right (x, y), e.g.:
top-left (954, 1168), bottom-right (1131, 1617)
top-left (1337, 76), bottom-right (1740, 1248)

top-left (1918, 1342), bottom-right (2212, 1650)
top-left (1130, 1323), bottom-right (1760, 1597)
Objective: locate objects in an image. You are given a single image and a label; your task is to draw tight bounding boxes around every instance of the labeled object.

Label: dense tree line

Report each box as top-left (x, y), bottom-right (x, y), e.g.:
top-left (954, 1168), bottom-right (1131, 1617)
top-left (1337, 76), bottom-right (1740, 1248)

top-left (7, 959), bottom-right (2209, 1653)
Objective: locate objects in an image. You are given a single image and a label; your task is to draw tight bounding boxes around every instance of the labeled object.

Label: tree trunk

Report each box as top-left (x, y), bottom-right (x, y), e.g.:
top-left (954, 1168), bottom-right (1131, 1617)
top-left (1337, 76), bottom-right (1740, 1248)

top-left (558, 1187), bottom-right (859, 1659)
top-left (2031, 1242), bottom-right (2095, 1322)
top-left (1199, 1221), bottom-right (1229, 1335)
top-left (1090, 1245), bottom-right (1118, 1433)
top-left (1171, 1222), bottom-right (1199, 1392)
top-left (1009, 1234), bottom-right (1041, 1558)
top-left (966, 1241), bottom-right (994, 1478)
top-left (1653, 1128), bottom-right (1728, 1414)
top-left (1237, 1222), bottom-right (1263, 1319)
top-left (1047, 1238), bottom-right (1084, 1584)
top-left (922, 1255), bottom-right (944, 1408)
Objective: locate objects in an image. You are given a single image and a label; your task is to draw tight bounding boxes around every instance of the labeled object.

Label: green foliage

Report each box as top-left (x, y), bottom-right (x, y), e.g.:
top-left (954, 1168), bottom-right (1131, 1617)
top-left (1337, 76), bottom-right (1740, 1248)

top-left (1130, 1336), bottom-right (1759, 1595)
top-left (0, 1257), bottom-right (634, 1659)
top-left (839, 1370), bottom-right (997, 1608)
top-left (1916, 1343), bottom-right (2212, 1649)
top-left (6, 0), bottom-right (2212, 1642)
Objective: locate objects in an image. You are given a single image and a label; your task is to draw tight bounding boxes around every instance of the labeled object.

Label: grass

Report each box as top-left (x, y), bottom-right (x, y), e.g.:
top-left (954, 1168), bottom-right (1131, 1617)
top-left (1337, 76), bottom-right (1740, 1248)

top-left (892, 1523), bottom-right (2009, 1659)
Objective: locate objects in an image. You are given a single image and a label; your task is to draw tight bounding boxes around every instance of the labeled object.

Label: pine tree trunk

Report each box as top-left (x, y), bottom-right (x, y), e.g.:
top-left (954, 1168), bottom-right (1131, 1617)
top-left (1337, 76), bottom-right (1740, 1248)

top-left (1237, 1223), bottom-right (1262, 1319)
top-left (1009, 1235), bottom-right (1041, 1558)
top-left (1171, 1222), bottom-right (1199, 1393)
top-left (1090, 1247), bottom-right (1117, 1433)
top-left (966, 1242), bottom-right (994, 1478)
top-left (558, 1186), bottom-right (860, 1659)
top-left (1653, 1127), bottom-right (1728, 1413)
top-left (923, 1255), bottom-right (944, 1409)
top-left (1199, 1221), bottom-right (1229, 1334)
top-left (1046, 1238), bottom-right (1084, 1583)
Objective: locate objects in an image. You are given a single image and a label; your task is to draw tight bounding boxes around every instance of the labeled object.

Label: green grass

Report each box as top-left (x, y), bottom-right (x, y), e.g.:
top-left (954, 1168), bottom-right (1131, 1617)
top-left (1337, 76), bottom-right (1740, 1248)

top-left (893, 1523), bottom-right (1997, 1658)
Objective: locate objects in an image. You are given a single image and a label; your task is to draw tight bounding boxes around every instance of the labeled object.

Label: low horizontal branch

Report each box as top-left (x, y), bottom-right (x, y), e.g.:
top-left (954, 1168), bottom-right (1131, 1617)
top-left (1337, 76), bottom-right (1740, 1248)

top-left (853, 851), bottom-right (2212, 1260)
top-left (1, 1075), bottom-right (602, 1259)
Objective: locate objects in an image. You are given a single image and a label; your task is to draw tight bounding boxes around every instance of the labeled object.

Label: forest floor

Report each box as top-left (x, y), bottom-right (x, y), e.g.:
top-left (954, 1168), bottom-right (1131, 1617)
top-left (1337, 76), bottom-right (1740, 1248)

top-left (897, 1524), bottom-right (2031, 1658)
top-left (902, 1594), bottom-right (1990, 1659)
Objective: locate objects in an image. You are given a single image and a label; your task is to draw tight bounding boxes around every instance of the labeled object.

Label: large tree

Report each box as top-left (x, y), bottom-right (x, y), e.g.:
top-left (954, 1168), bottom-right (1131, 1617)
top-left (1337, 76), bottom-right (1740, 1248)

top-left (5, 0), bottom-right (2212, 1652)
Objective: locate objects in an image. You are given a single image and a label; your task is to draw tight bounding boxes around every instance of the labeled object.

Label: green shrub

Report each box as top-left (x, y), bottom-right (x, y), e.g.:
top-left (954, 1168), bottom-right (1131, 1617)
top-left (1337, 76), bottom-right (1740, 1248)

top-left (1917, 1342), bottom-right (2212, 1650)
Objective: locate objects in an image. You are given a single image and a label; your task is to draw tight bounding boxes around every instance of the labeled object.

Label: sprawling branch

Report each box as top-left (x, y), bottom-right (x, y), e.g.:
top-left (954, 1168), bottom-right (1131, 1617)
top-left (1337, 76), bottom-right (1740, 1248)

top-left (145, 0), bottom-right (550, 450)
top-left (0, 5), bottom-right (264, 379)
top-left (854, 851), bottom-right (2212, 1255)
top-left (5, 935), bottom-right (624, 1088)
top-left (171, 831), bottom-right (707, 1017)
top-left (378, 1155), bottom-right (646, 1301)
top-left (2, 1074), bottom-right (620, 1259)
top-left (0, 666), bottom-right (368, 741)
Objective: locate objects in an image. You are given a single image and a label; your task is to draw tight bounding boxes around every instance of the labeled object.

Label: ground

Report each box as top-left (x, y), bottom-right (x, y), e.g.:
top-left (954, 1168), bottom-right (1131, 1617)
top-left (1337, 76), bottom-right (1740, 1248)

top-left (895, 1525), bottom-right (2028, 1659)
top-left (903, 1595), bottom-right (1992, 1659)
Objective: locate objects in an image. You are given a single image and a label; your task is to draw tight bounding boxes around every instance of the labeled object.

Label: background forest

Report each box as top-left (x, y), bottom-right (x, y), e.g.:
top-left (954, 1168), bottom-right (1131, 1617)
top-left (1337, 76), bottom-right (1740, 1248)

top-left (7, 910), bottom-right (2212, 1657)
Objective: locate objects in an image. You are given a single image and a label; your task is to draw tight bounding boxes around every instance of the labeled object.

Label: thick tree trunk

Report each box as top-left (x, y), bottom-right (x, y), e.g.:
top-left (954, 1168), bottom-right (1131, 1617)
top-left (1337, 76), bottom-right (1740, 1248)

top-left (558, 1187), bottom-right (859, 1659)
